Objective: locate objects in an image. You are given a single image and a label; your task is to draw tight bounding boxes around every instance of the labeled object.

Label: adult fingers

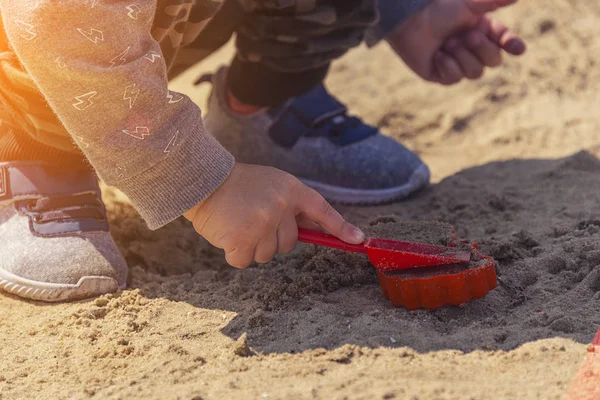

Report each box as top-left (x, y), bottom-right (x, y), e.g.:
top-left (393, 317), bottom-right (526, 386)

top-left (487, 17), bottom-right (527, 55)
top-left (466, 30), bottom-right (503, 67)
top-left (277, 215), bottom-right (299, 254)
top-left (254, 233), bottom-right (279, 264)
top-left (434, 51), bottom-right (464, 85)
top-left (295, 186), bottom-right (364, 244)
top-left (443, 38), bottom-right (484, 79)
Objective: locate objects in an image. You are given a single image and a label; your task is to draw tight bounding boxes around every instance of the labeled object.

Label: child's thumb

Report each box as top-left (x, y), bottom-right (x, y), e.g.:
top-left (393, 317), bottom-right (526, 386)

top-left (296, 186), bottom-right (364, 244)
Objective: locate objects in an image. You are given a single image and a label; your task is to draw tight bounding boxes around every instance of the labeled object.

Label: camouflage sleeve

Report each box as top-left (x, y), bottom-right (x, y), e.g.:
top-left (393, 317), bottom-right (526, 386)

top-left (234, 0), bottom-right (379, 72)
top-left (364, 0), bottom-right (430, 47)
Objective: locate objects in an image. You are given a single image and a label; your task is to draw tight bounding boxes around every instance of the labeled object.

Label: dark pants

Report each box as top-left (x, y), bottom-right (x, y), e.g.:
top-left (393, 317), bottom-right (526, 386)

top-left (226, 0), bottom-right (377, 106)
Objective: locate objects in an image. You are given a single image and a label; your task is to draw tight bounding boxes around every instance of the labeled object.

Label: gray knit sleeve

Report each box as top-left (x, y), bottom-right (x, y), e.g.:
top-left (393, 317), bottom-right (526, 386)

top-left (0, 0), bottom-right (235, 229)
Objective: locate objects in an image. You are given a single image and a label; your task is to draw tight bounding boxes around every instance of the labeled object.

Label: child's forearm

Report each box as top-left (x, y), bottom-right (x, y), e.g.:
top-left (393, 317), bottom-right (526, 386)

top-left (365, 0), bottom-right (430, 47)
top-left (0, 0), bottom-right (234, 229)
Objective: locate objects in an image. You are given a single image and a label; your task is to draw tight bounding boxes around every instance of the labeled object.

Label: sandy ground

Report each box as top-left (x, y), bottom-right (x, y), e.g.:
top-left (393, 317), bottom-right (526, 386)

top-left (2, 0), bottom-right (600, 399)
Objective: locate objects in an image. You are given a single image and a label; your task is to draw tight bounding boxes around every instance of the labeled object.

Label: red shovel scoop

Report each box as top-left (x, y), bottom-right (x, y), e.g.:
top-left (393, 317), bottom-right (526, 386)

top-left (298, 228), bottom-right (472, 271)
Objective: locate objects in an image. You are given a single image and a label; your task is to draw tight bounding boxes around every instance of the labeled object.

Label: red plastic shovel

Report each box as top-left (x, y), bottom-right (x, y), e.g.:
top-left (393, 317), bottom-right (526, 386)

top-left (298, 228), bottom-right (472, 271)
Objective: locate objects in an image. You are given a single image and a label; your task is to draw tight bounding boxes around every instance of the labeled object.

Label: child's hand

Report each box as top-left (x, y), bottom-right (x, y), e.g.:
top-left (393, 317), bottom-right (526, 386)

top-left (184, 163), bottom-right (365, 268)
top-left (388, 0), bottom-right (526, 85)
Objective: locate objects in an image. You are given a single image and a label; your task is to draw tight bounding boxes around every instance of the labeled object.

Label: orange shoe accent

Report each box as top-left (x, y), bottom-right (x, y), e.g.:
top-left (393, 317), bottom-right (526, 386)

top-left (226, 89), bottom-right (264, 115)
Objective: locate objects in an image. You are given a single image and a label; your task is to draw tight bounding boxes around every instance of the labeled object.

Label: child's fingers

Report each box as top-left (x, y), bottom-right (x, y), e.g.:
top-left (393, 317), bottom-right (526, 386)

top-left (295, 187), bottom-right (364, 244)
top-left (487, 17), bottom-right (527, 55)
top-left (443, 39), bottom-right (484, 79)
top-left (277, 215), bottom-right (299, 254)
top-left (254, 233), bottom-right (279, 264)
top-left (466, 30), bottom-right (503, 67)
top-left (466, 0), bottom-right (517, 14)
top-left (225, 245), bottom-right (255, 269)
top-left (434, 51), bottom-right (464, 85)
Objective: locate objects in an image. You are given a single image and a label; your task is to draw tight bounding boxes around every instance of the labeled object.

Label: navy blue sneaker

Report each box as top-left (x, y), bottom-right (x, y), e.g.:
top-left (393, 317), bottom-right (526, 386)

top-left (204, 68), bottom-right (430, 204)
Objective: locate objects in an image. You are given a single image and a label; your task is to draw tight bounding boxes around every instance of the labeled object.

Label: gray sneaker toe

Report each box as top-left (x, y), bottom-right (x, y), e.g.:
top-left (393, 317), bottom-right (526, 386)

top-left (294, 133), bottom-right (429, 196)
top-left (3, 231), bottom-right (124, 280)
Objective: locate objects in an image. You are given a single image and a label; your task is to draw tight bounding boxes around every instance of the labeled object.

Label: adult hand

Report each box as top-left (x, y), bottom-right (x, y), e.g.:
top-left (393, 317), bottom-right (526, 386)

top-left (388, 0), bottom-right (526, 85)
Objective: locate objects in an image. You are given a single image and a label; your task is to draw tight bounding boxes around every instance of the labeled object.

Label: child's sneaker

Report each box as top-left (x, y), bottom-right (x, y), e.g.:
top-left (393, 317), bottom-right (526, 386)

top-left (203, 68), bottom-right (430, 205)
top-left (0, 161), bottom-right (127, 302)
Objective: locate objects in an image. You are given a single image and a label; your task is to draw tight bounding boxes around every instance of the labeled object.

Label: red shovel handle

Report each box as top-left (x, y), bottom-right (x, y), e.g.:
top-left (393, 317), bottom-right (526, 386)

top-left (298, 228), bottom-right (367, 254)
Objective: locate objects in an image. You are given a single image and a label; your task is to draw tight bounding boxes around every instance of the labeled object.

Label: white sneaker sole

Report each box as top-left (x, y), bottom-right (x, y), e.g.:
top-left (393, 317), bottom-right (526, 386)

top-left (0, 267), bottom-right (121, 302)
top-left (300, 164), bottom-right (430, 205)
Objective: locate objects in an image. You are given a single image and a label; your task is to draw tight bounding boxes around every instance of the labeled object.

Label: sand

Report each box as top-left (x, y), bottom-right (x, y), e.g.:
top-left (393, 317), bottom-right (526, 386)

top-left (1, 1), bottom-right (600, 399)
